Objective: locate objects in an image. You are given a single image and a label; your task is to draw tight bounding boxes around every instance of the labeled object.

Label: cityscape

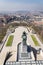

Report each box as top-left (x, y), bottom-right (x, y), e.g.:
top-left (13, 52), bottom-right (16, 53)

top-left (0, 0), bottom-right (43, 65)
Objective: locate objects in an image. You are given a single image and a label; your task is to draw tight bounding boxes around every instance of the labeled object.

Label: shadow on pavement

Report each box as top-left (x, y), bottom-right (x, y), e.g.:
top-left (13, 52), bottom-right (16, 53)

top-left (3, 52), bottom-right (12, 65)
top-left (27, 45), bottom-right (37, 61)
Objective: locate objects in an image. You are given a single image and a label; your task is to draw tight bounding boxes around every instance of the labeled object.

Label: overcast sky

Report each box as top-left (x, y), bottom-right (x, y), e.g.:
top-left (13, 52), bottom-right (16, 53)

top-left (0, 0), bottom-right (43, 12)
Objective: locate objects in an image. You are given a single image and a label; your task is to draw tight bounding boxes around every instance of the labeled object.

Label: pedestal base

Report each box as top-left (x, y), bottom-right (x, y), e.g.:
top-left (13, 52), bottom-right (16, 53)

top-left (18, 43), bottom-right (32, 61)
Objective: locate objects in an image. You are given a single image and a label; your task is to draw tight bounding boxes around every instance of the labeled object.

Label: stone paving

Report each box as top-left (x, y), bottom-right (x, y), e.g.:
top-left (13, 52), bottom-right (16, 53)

top-left (0, 26), bottom-right (43, 65)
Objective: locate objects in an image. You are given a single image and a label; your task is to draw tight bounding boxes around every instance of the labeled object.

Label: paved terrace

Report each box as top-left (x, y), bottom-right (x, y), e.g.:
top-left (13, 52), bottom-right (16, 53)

top-left (0, 26), bottom-right (43, 65)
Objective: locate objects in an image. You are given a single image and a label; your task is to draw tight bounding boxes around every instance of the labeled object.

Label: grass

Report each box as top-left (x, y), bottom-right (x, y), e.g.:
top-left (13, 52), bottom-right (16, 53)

top-left (31, 35), bottom-right (40, 46)
top-left (6, 35), bottom-right (14, 46)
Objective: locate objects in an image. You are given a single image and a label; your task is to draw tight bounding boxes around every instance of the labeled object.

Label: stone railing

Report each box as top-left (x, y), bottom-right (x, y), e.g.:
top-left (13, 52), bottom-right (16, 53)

top-left (5, 60), bottom-right (43, 65)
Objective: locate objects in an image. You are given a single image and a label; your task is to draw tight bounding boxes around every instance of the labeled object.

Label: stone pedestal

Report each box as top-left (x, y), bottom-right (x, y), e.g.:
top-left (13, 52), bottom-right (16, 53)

top-left (18, 32), bottom-right (32, 61)
top-left (21, 42), bottom-right (27, 53)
